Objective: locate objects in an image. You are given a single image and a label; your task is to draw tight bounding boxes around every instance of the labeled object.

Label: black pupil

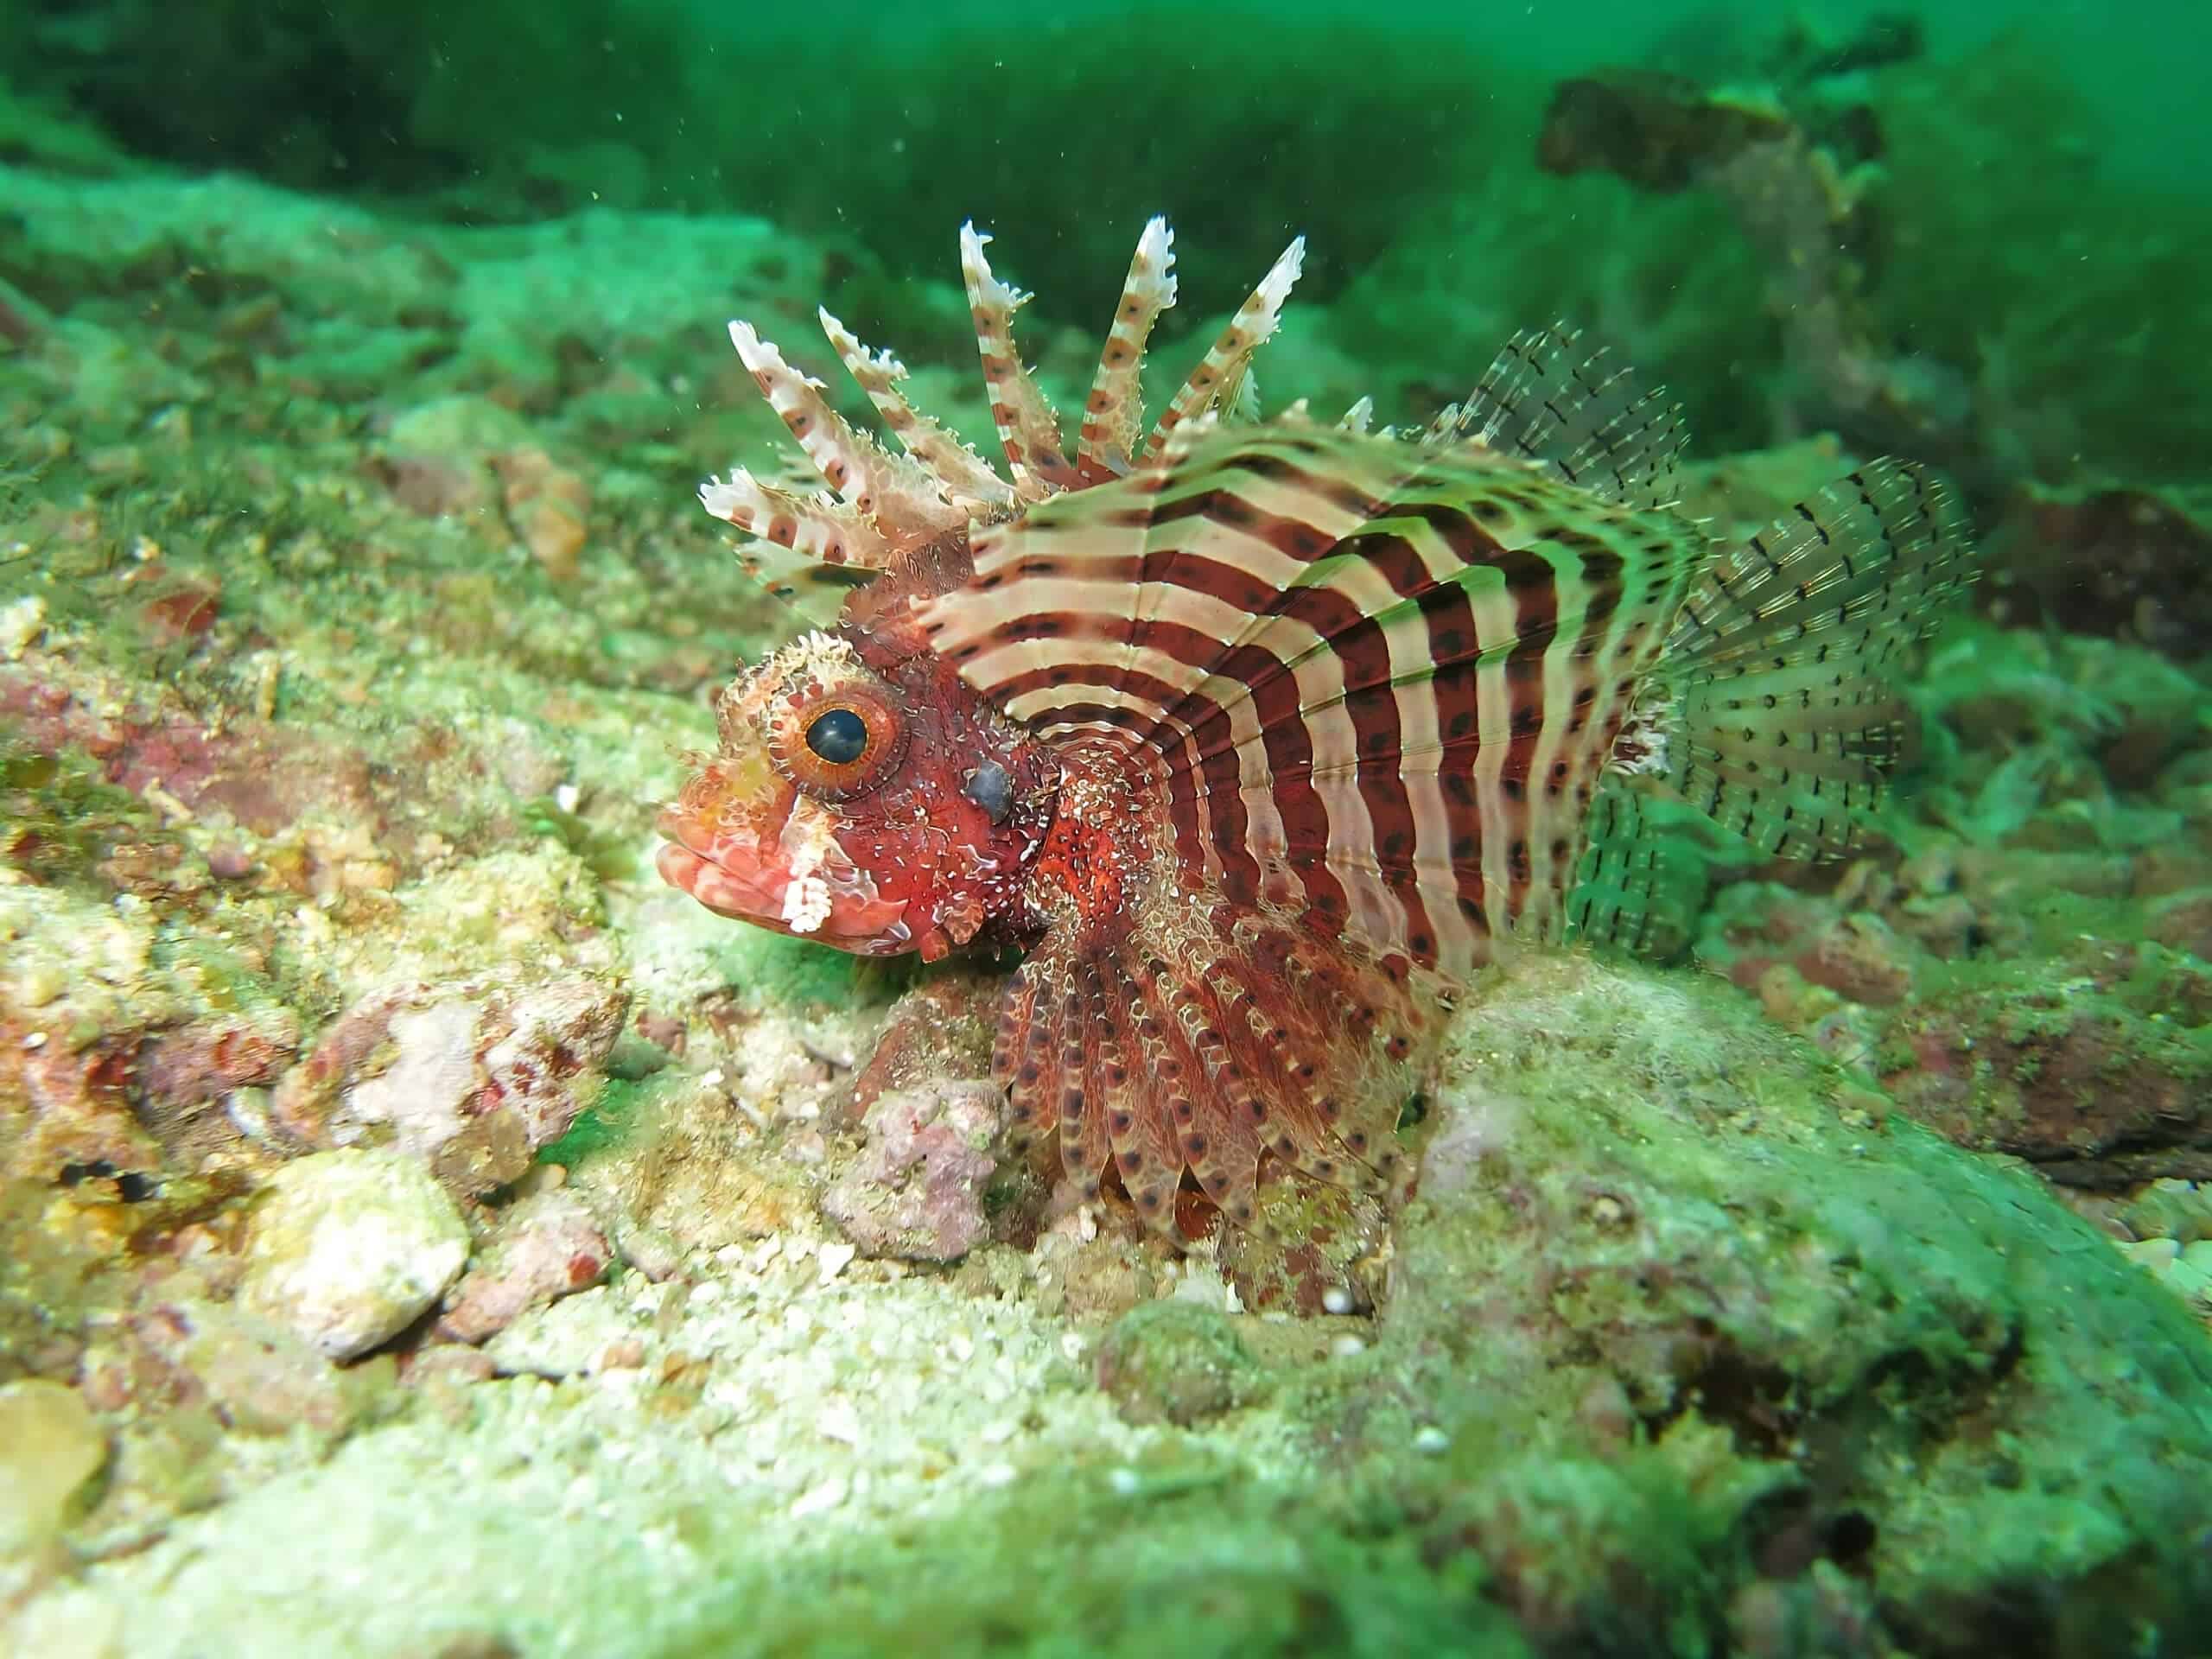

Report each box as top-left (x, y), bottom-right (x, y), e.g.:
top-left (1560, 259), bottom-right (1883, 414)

top-left (805, 709), bottom-right (868, 766)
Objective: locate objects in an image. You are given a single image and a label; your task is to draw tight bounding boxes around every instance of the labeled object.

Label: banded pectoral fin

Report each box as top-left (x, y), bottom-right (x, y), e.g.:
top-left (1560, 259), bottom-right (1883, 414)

top-left (991, 902), bottom-right (1430, 1243)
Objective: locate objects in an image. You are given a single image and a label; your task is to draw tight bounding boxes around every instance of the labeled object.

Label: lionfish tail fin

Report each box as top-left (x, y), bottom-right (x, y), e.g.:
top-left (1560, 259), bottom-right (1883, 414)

top-left (995, 907), bottom-right (1421, 1243)
top-left (1449, 321), bottom-right (1689, 509)
top-left (959, 222), bottom-right (1079, 500)
top-left (1656, 459), bottom-right (1978, 858)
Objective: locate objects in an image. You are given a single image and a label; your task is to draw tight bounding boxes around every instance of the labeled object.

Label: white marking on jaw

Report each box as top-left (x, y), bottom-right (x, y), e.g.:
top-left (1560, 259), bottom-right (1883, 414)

top-left (782, 874), bottom-right (833, 933)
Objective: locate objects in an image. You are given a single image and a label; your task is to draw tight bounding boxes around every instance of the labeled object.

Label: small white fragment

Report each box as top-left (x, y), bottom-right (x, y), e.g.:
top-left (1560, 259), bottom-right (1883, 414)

top-left (790, 1476), bottom-right (849, 1516)
top-left (0, 595), bottom-right (47, 658)
top-left (141, 779), bottom-right (194, 823)
top-left (1329, 1333), bottom-right (1367, 1359)
top-left (1107, 1467), bottom-right (1142, 1497)
top-left (977, 1462), bottom-right (1018, 1488)
top-left (817, 1399), bottom-right (861, 1446)
top-left (553, 782), bottom-right (582, 814)
top-left (816, 1240), bottom-right (857, 1284)
top-left (1413, 1426), bottom-right (1451, 1455)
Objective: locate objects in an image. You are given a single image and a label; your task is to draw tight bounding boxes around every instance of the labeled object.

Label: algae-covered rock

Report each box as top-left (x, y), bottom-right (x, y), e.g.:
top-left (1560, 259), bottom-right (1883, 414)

top-left (1382, 954), bottom-right (2212, 1653)
top-left (1093, 1299), bottom-right (1268, 1428)
top-left (237, 1149), bottom-right (469, 1360)
top-left (435, 1185), bottom-right (610, 1344)
top-left (274, 971), bottom-right (628, 1196)
top-left (0, 1378), bottom-right (105, 1556)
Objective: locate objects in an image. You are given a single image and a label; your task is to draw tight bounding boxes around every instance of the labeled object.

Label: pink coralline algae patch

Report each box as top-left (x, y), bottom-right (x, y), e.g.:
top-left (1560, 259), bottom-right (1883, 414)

top-left (273, 973), bottom-right (630, 1196)
top-left (4, 1037), bottom-right (156, 1179)
top-left (0, 663), bottom-right (376, 839)
top-left (822, 1081), bottom-right (1007, 1262)
top-left (435, 1186), bottom-right (611, 1343)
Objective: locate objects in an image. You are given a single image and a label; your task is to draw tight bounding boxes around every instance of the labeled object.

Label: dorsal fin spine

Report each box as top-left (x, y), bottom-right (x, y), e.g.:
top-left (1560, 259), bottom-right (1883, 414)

top-left (958, 222), bottom-right (1079, 500)
top-left (1075, 217), bottom-right (1179, 486)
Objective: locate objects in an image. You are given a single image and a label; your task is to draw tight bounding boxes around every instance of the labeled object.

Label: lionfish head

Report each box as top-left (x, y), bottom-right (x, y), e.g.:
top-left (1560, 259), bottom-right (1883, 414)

top-left (656, 629), bottom-right (1057, 961)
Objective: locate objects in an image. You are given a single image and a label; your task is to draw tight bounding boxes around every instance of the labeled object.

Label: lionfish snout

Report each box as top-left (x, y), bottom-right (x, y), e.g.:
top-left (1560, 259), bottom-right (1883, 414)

top-left (655, 749), bottom-right (909, 952)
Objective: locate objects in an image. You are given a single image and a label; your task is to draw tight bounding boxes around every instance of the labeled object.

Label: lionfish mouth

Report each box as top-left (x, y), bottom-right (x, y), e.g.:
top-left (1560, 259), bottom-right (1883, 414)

top-left (654, 761), bottom-right (910, 954)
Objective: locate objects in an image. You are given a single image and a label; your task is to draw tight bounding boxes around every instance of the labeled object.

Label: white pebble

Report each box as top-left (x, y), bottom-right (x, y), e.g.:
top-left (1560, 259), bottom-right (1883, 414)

top-left (1329, 1333), bottom-right (1367, 1358)
top-left (1413, 1426), bottom-right (1451, 1455)
top-left (0, 594), bottom-right (47, 658)
top-left (1320, 1286), bottom-right (1355, 1316)
top-left (236, 1149), bottom-right (469, 1360)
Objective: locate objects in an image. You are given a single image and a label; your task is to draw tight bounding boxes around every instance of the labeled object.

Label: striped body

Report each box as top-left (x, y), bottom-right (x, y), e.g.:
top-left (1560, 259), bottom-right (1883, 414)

top-left (658, 219), bottom-right (1976, 1242)
top-left (924, 427), bottom-right (1706, 974)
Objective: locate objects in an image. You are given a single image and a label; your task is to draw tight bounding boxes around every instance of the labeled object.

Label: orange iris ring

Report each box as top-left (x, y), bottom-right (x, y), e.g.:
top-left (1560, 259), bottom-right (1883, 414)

top-left (770, 686), bottom-right (908, 801)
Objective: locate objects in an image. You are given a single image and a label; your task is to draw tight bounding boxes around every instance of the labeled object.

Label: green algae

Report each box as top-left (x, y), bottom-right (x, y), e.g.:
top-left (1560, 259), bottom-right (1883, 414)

top-left (14, 955), bottom-right (2196, 1659)
top-left (522, 794), bottom-right (643, 886)
top-left (536, 1071), bottom-right (658, 1168)
top-left (655, 1472), bottom-right (1528, 1659)
top-left (1391, 959), bottom-right (2212, 1652)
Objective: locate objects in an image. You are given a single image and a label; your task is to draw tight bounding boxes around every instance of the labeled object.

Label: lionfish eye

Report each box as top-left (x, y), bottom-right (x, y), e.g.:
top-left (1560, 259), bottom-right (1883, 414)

top-left (804, 709), bottom-right (868, 765)
top-left (771, 680), bottom-right (906, 801)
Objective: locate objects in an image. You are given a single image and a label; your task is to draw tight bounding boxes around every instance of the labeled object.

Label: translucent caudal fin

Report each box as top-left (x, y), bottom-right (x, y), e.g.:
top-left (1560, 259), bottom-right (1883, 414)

top-left (1656, 458), bottom-right (1978, 860)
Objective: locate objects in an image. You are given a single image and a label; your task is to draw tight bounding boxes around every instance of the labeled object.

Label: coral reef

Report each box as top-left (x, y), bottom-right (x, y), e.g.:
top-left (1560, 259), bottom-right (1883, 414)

top-left (2, 956), bottom-right (2202, 1657)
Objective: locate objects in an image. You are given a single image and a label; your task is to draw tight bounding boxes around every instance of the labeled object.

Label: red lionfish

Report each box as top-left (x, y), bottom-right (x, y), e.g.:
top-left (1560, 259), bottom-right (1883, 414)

top-left (657, 219), bottom-right (1975, 1241)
